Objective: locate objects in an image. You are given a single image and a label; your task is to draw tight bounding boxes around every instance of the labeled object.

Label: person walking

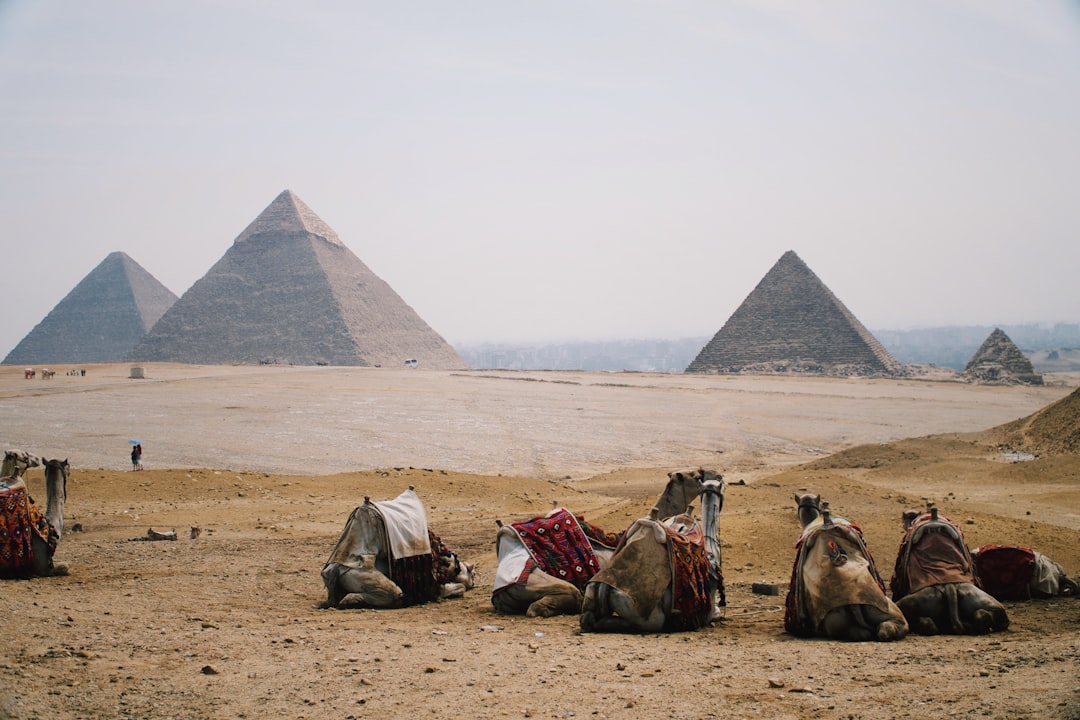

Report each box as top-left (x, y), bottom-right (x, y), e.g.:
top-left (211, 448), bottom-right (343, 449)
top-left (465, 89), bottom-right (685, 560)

top-left (131, 443), bottom-right (143, 471)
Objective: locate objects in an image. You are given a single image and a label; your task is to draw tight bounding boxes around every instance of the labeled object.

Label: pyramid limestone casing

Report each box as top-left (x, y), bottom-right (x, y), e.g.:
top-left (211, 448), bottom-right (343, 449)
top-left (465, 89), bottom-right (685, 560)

top-left (962, 328), bottom-right (1043, 385)
top-left (126, 190), bottom-right (467, 368)
top-left (686, 250), bottom-right (901, 376)
top-left (4, 251), bottom-right (178, 364)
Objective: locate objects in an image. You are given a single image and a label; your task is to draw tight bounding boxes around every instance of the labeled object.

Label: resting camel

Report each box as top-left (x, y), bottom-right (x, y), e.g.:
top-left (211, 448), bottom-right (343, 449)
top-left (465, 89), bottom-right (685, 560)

top-left (890, 505), bottom-right (1009, 635)
top-left (491, 467), bottom-right (716, 618)
top-left (321, 486), bottom-right (475, 609)
top-left (2, 449), bottom-right (40, 479)
top-left (971, 544), bottom-right (1078, 600)
top-left (579, 473), bottom-right (725, 633)
top-left (1, 455), bottom-right (70, 578)
top-left (784, 494), bottom-right (908, 642)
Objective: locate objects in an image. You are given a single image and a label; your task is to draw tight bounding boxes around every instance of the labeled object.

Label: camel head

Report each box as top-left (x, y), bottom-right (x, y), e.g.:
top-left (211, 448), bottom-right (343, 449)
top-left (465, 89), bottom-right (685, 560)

top-left (2, 449), bottom-right (41, 479)
top-left (795, 493), bottom-right (822, 528)
top-left (902, 509), bottom-right (921, 530)
top-left (655, 467), bottom-right (724, 520)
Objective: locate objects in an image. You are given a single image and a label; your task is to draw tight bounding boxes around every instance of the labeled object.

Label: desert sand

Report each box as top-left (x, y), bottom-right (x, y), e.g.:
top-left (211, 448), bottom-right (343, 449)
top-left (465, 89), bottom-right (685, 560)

top-left (1, 363), bottom-right (1078, 720)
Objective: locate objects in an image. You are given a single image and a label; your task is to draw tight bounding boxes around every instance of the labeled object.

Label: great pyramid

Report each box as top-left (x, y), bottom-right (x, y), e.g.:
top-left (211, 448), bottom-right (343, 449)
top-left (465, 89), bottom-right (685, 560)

top-left (4, 251), bottom-right (178, 365)
top-left (686, 250), bottom-right (902, 376)
top-left (126, 190), bottom-right (467, 368)
top-left (962, 328), bottom-right (1043, 385)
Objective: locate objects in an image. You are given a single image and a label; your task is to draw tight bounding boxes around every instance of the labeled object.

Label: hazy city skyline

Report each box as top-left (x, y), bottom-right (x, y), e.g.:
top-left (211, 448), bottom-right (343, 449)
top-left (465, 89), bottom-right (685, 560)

top-left (2, 2), bottom-right (1078, 360)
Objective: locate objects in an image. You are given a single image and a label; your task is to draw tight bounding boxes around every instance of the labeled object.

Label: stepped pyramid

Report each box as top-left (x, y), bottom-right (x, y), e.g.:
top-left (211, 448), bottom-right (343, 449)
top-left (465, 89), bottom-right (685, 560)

top-left (686, 250), bottom-right (902, 376)
top-left (4, 251), bottom-right (178, 365)
top-left (126, 190), bottom-right (467, 368)
top-left (962, 328), bottom-right (1043, 385)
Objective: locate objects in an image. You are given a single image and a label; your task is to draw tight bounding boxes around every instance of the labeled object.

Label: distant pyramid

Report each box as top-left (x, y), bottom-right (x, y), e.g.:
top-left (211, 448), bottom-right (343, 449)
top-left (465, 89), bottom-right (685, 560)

top-left (962, 328), bottom-right (1043, 385)
top-left (126, 190), bottom-right (467, 368)
top-left (4, 251), bottom-right (177, 365)
top-left (686, 250), bottom-right (902, 376)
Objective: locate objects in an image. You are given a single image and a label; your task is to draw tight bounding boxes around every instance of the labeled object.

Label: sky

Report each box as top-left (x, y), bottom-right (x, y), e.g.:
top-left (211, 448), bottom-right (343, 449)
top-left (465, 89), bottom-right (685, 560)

top-left (1, 1), bottom-right (1078, 358)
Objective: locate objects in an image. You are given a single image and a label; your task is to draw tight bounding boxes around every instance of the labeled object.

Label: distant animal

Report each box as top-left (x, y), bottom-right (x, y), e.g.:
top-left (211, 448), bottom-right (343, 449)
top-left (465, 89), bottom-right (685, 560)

top-left (321, 486), bottom-right (475, 609)
top-left (580, 473), bottom-right (725, 633)
top-left (890, 506), bottom-right (1008, 635)
top-left (491, 467), bottom-right (716, 618)
top-left (784, 493), bottom-right (908, 642)
top-left (24, 368), bottom-right (35, 379)
top-left (0, 457), bottom-right (70, 578)
top-left (40, 369), bottom-right (55, 379)
top-left (971, 544), bottom-right (1079, 601)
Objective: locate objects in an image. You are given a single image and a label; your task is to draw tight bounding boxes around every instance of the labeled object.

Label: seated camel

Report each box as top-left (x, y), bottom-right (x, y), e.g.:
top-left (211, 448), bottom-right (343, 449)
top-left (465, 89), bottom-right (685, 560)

top-left (971, 544), bottom-right (1078, 601)
top-left (580, 473), bottom-right (725, 633)
top-left (491, 467), bottom-right (718, 618)
top-left (890, 506), bottom-right (1008, 635)
top-left (1, 456), bottom-right (70, 579)
top-left (785, 494), bottom-right (908, 642)
top-left (321, 486), bottom-right (475, 609)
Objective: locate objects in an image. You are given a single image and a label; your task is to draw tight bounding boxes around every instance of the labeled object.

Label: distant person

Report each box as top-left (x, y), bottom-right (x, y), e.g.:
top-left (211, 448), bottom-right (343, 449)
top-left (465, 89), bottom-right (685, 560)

top-left (131, 444), bottom-right (143, 471)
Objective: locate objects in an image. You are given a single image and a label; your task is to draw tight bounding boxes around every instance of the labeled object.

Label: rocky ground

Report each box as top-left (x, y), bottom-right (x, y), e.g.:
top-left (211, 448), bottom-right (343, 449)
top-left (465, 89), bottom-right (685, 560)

top-left (1, 365), bottom-right (1078, 719)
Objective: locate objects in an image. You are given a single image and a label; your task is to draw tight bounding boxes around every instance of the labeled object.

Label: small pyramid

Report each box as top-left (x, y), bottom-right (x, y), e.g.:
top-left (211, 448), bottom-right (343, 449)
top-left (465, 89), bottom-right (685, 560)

top-left (4, 252), bottom-right (178, 364)
top-left (962, 328), bottom-right (1043, 385)
top-left (686, 250), bottom-right (901, 376)
top-left (127, 190), bottom-right (467, 368)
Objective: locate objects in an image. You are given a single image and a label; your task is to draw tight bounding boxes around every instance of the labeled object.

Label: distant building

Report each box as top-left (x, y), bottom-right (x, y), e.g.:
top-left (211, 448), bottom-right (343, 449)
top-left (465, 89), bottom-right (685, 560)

top-left (127, 190), bottom-right (467, 368)
top-left (686, 250), bottom-right (902, 377)
top-left (4, 251), bottom-right (177, 364)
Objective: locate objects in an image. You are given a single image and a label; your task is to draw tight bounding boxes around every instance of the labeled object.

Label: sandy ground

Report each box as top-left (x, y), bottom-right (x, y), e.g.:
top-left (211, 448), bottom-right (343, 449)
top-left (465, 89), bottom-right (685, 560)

top-left (1, 363), bottom-right (1078, 720)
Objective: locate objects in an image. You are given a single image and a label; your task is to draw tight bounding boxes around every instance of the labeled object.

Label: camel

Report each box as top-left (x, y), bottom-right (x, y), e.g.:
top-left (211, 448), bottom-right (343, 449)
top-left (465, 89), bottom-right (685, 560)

top-left (1, 455), bottom-right (70, 578)
top-left (972, 544), bottom-right (1079, 600)
top-left (784, 494), bottom-right (908, 642)
top-left (890, 505), bottom-right (1009, 635)
top-left (491, 467), bottom-right (717, 618)
top-left (321, 486), bottom-right (475, 609)
top-left (579, 473), bottom-right (725, 633)
top-left (2, 449), bottom-right (40, 478)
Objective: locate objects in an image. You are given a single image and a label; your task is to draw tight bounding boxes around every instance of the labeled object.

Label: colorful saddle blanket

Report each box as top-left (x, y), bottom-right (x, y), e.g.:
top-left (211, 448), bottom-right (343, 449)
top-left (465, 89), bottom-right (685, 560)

top-left (511, 508), bottom-right (602, 590)
top-left (662, 521), bottom-right (712, 632)
top-left (0, 478), bottom-right (56, 578)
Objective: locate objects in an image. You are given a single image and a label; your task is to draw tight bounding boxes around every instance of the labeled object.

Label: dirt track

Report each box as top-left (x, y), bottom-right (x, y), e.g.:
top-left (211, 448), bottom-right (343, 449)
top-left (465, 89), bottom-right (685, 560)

top-left (1, 364), bottom-right (1078, 719)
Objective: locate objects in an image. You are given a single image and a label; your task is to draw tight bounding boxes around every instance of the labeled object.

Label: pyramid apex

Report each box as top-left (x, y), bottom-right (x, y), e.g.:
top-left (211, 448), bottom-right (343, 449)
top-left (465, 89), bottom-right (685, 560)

top-left (234, 190), bottom-right (343, 247)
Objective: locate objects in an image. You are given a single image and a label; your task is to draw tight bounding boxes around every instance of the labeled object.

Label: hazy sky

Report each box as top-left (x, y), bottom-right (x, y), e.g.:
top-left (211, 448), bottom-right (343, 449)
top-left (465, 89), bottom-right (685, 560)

top-left (2, 1), bottom-right (1078, 357)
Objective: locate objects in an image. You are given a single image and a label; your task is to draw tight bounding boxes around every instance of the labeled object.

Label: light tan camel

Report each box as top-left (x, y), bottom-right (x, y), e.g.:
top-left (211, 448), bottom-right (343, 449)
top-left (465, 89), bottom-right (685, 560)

top-left (579, 473), bottom-right (725, 633)
top-left (784, 493), bottom-right (907, 642)
top-left (492, 468), bottom-right (719, 619)
top-left (321, 486), bottom-right (475, 609)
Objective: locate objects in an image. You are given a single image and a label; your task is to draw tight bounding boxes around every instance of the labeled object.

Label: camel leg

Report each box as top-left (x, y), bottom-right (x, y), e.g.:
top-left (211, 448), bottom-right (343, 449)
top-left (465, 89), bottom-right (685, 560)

top-left (326, 556), bottom-right (404, 609)
top-left (581, 583), bottom-right (667, 633)
top-left (30, 534), bottom-right (67, 577)
top-left (492, 569), bottom-right (583, 617)
top-left (822, 605), bottom-right (907, 642)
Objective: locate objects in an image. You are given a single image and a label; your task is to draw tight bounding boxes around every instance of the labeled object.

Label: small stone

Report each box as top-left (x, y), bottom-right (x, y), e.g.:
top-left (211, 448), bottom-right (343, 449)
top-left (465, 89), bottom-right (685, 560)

top-left (768, 677), bottom-right (784, 688)
top-left (200, 665), bottom-right (219, 675)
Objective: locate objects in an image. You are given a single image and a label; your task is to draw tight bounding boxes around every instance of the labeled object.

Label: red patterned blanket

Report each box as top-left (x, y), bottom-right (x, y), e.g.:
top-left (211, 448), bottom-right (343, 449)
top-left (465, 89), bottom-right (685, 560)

top-left (512, 509), bottom-right (600, 590)
top-left (0, 479), bottom-right (56, 579)
top-left (663, 523), bottom-right (711, 632)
